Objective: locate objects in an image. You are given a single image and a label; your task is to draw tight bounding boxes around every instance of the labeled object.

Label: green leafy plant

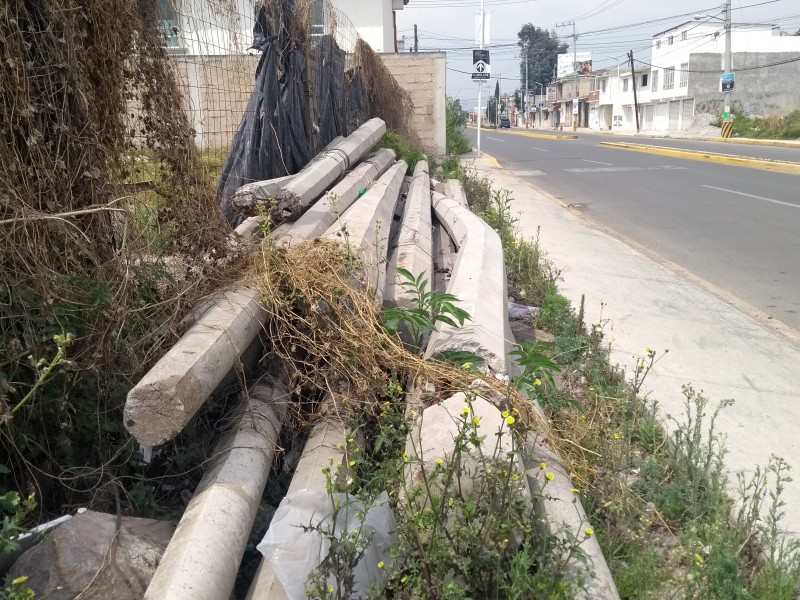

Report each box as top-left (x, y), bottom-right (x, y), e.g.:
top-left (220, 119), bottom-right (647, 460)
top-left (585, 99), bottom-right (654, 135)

top-left (510, 340), bottom-right (568, 411)
top-left (380, 269), bottom-right (470, 349)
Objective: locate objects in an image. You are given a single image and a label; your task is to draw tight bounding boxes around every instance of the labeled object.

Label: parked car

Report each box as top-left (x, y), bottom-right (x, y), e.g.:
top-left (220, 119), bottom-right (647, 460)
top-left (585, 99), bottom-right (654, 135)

top-left (499, 118), bottom-right (511, 128)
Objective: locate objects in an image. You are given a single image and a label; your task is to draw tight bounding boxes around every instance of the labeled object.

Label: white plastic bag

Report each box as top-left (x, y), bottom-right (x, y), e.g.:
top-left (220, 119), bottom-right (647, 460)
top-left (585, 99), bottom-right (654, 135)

top-left (257, 490), bottom-right (396, 599)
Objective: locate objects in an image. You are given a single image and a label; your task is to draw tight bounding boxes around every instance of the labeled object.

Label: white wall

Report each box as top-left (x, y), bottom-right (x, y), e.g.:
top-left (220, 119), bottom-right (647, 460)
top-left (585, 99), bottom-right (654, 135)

top-left (330, 0), bottom-right (395, 53)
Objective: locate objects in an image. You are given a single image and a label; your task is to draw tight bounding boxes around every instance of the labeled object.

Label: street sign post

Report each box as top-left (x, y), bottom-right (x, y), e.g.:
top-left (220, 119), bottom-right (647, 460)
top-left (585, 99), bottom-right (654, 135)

top-left (720, 73), bottom-right (735, 93)
top-left (472, 49), bottom-right (491, 81)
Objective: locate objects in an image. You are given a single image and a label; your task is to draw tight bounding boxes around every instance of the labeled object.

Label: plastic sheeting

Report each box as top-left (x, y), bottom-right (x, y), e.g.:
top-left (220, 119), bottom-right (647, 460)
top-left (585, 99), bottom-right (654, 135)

top-left (311, 35), bottom-right (346, 153)
top-left (344, 68), bottom-right (369, 136)
top-left (257, 490), bottom-right (396, 599)
top-left (216, 4), bottom-right (310, 226)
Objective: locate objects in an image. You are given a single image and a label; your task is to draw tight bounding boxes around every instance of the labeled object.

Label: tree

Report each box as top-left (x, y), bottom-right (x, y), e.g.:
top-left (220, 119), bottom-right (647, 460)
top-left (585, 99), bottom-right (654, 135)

top-left (493, 80), bottom-right (500, 122)
top-left (487, 97), bottom-right (497, 125)
top-left (517, 24), bottom-right (568, 98)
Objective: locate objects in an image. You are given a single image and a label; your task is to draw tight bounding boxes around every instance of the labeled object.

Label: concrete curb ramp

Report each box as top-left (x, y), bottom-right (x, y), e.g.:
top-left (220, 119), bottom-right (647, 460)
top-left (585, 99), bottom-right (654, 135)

top-left (600, 141), bottom-right (800, 175)
top-left (468, 125), bottom-right (577, 141)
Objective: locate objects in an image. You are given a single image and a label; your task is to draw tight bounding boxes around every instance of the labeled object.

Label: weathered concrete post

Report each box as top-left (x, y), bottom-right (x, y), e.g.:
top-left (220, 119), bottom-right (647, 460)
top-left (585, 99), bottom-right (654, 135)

top-left (276, 148), bottom-right (396, 242)
top-left (145, 381), bottom-right (289, 600)
top-left (124, 287), bottom-right (267, 446)
top-left (425, 192), bottom-right (511, 375)
top-left (323, 160), bottom-right (407, 304)
top-left (272, 119), bottom-right (386, 222)
top-left (385, 160), bottom-right (434, 310)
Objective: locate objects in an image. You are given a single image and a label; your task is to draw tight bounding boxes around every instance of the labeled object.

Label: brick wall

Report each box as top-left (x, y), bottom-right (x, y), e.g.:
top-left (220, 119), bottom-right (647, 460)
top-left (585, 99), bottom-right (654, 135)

top-left (379, 52), bottom-right (447, 156)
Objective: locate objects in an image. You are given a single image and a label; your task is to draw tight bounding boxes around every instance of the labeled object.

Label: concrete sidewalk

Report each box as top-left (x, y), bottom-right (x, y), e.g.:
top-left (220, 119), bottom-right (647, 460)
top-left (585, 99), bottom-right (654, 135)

top-left (466, 154), bottom-right (800, 536)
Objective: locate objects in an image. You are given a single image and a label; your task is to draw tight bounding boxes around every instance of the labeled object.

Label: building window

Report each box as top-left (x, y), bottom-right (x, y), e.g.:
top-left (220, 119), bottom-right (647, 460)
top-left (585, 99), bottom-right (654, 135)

top-left (601, 78), bottom-right (607, 92)
top-left (651, 69), bottom-right (659, 91)
top-left (641, 73), bottom-right (648, 88)
top-left (680, 62), bottom-right (689, 87)
top-left (668, 36), bottom-right (674, 45)
top-left (656, 40), bottom-right (661, 49)
top-left (623, 77), bottom-right (629, 92)
top-left (160, 0), bottom-right (179, 48)
top-left (664, 66), bottom-right (675, 90)
top-left (682, 31), bottom-right (688, 41)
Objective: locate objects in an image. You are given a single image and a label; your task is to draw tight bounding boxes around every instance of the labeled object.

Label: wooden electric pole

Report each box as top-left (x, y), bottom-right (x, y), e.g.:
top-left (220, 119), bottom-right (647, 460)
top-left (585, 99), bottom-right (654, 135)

top-left (628, 49), bottom-right (640, 133)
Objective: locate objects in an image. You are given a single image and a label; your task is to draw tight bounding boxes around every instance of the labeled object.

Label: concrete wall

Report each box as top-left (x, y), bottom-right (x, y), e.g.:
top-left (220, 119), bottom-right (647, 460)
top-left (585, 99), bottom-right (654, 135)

top-left (689, 52), bottom-right (800, 117)
top-left (380, 52), bottom-right (447, 156)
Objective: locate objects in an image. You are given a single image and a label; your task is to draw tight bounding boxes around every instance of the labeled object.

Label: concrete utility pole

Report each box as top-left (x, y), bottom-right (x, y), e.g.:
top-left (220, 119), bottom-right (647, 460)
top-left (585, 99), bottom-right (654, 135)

top-left (524, 41), bottom-right (530, 128)
top-left (556, 20), bottom-right (578, 130)
top-left (628, 50), bottom-right (640, 132)
top-left (724, 0), bottom-right (732, 126)
top-left (414, 24), bottom-right (418, 52)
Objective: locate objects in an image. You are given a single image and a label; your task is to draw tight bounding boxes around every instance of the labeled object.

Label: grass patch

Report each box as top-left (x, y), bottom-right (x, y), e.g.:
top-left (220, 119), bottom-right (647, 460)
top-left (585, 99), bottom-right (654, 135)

top-left (728, 109), bottom-right (800, 140)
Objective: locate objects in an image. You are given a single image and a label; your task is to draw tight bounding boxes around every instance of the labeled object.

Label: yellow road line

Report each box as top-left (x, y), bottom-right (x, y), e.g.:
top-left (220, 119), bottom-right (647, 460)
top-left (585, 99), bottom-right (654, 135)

top-left (599, 142), bottom-right (800, 175)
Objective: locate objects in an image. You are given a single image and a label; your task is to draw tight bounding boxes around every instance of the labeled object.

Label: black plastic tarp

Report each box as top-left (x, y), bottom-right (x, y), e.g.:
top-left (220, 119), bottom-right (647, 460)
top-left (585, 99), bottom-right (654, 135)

top-left (216, 4), bottom-right (310, 226)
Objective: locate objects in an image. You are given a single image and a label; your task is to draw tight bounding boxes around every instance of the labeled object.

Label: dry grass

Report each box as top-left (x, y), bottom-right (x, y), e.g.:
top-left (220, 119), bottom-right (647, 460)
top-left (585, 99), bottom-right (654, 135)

top-left (254, 236), bottom-right (545, 430)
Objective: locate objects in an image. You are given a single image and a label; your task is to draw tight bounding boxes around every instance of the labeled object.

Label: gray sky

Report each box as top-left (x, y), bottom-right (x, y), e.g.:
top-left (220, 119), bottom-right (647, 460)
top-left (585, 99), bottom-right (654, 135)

top-left (395, 0), bottom-right (800, 108)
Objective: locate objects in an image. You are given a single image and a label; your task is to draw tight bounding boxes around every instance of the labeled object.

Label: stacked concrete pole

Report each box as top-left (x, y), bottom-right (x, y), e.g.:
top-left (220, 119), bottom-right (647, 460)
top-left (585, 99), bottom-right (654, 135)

top-left (323, 160), bottom-right (407, 303)
top-left (272, 119), bottom-right (386, 223)
top-left (124, 287), bottom-right (269, 447)
top-left (145, 381), bottom-right (290, 600)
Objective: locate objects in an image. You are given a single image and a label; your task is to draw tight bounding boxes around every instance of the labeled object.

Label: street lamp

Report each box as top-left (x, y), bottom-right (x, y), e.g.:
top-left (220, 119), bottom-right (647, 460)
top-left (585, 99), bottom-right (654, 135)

top-left (694, 1), bottom-right (732, 136)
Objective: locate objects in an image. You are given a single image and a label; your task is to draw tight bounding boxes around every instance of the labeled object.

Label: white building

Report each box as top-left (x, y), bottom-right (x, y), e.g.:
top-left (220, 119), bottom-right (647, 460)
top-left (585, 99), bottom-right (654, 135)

top-left (595, 21), bottom-right (800, 132)
top-left (330, 0), bottom-right (409, 53)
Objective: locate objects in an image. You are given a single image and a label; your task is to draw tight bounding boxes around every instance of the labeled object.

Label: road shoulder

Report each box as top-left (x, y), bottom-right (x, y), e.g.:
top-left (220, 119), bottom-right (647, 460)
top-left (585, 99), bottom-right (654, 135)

top-left (462, 153), bottom-right (800, 535)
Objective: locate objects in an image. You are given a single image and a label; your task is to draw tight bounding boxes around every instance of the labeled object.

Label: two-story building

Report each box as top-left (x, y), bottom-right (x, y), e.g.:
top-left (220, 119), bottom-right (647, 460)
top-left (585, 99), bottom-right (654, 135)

top-left (594, 21), bottom-right (800, 132)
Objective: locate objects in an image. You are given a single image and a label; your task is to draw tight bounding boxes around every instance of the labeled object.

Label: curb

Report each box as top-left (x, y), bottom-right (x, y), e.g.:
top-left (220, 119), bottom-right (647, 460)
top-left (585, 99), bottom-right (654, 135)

top-left (693, 137), bottom-right (800, 149)
top-left (599, 142), bottom-right (800, 175)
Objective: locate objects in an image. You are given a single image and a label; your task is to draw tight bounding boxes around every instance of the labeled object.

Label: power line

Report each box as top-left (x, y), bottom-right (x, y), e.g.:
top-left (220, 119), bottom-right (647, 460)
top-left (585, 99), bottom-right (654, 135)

top-left (635, 54), bottom-right (800, 73)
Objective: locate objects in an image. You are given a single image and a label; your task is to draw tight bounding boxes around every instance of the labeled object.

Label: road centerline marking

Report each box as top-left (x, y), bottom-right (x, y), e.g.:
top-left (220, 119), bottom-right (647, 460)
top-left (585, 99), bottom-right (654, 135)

top-left (532, 147), bottom-right (549, 152)
top-left (701, 185), bottom-right (799, 209)
top-left (583, 159), bottom-right (612, 165)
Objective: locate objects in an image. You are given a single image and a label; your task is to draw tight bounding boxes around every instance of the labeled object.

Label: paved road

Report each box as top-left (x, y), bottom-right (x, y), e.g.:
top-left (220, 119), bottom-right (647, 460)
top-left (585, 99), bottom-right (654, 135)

top-left (467, 128), bottom-right (800, 331)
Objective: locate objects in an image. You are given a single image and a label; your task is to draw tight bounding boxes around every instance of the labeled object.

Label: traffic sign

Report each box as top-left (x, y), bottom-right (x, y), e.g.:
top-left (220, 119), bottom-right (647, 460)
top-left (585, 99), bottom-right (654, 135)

top-left (720, 73), bottom-right (735, 92)
top-left (472, 49), bottom-right (491, 81)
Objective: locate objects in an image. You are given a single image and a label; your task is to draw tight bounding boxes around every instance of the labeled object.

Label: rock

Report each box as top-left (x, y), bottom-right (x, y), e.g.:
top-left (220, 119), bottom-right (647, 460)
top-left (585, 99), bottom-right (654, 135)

top-left (508, 302), bottom-right (539, 321)
top-left (9, 510), bottom-right (174, 600)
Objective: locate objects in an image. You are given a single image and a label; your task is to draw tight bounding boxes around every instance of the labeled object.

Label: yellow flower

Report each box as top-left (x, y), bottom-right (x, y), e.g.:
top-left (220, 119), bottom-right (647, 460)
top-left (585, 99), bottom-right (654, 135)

top-left (534, 378), bottom-right (542, 387)
top-left (502, 410), bottom-right (509, 418)
top-left (462, 406), bottom-right (470, 415)
top-left (612, 433), bottom-right (620, 440)
top-left (462, 363), bottom-right (472, 370)
top-left (695, 554), bottom-right (704, 564)
top-left (505, 415), bottom-right (515, 426)
top-left (585, 528), bottom-right (593, 537)
top-left (449, 498), bottom-right (454, 507)
top-left (571, 488), bottom-right (580, 494)
top-left (12, 577), bottom-right (27, 586)
top-left (539, 462), bottom-right (546, 470)
top-left (348, 460), bottom-right (356, 467)
top-left (512, 474), bottom-right (519, 481)
top-left (472, 416), bottom-right (481, 426)
top-left (378, 561), bottom-right (385, 569)
top-left (545, 472), bottom-right (555, 481)
top-left (403, 454), bottom-right (409, 462)
top-left (327, 585), bottom-right (334, 593)
top-left (401, 576), bottom-right (408, 584)
top-left (435, 458), bottom-right (443, 466)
